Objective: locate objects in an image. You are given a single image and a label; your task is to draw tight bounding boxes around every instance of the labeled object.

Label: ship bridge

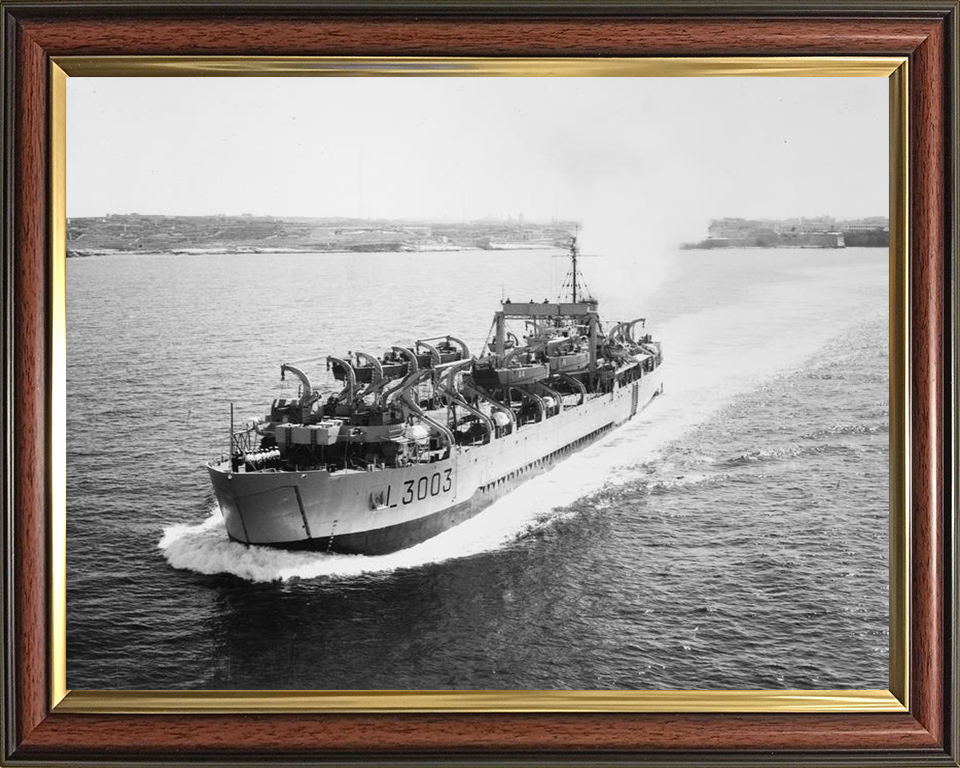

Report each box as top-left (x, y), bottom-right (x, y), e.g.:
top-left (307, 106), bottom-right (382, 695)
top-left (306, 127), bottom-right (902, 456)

top-left (500, 300), bottom-right (599, 318)
top-left (491, 232), bottom-right (601, 362)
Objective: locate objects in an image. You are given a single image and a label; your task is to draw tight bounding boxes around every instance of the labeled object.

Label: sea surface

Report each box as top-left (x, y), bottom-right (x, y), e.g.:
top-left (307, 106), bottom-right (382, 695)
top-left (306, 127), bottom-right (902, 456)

top-left (66, 246), bottom-right (888, 690)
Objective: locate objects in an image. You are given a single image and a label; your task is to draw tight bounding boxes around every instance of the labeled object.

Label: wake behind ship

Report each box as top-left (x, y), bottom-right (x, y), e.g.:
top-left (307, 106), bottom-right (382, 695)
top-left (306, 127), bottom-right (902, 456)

top-left (207, 236), bottom-right (664, 555)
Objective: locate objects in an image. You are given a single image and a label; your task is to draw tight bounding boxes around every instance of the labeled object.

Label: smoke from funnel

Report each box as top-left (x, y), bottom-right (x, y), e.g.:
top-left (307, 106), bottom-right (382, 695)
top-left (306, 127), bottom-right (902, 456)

top-left (574, 174), bottom-right (683, 318)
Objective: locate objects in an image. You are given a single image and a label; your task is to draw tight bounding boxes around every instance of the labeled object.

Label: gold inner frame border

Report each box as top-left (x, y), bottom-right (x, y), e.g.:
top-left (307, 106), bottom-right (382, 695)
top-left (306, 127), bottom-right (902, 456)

top-left (48, 55), bottom-right (910, 715)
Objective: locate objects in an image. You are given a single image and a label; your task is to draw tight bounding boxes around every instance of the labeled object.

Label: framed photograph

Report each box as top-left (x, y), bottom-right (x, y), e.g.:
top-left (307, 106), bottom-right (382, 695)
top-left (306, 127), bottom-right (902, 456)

top-left (1, 2), bottom-right (957, 766)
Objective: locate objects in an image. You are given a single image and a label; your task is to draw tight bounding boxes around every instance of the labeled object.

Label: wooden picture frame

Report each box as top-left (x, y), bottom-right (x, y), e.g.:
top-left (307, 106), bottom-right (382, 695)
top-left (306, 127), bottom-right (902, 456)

top-left (1, 2), bottom-right (957, 765)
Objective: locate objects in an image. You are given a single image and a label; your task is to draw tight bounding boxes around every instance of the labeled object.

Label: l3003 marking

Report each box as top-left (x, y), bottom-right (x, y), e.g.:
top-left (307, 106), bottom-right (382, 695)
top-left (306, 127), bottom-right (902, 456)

top-left (400, 469), bottom-right (453, 504)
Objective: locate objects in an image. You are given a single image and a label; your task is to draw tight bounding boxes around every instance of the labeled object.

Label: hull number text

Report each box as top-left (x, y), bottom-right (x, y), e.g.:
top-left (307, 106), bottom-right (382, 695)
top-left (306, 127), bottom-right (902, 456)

top-left (401, 469), bottom-right (453, 504)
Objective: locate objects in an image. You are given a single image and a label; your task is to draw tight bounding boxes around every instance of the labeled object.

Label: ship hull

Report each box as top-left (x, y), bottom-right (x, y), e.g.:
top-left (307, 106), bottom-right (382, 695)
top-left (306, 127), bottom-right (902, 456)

top-left (208, 367), bottom-right (663, 555)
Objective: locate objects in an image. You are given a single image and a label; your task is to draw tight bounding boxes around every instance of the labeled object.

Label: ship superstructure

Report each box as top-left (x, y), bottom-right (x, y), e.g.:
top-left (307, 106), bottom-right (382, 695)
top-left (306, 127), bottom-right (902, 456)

top-left (207, 236), bottom-right (664, 554)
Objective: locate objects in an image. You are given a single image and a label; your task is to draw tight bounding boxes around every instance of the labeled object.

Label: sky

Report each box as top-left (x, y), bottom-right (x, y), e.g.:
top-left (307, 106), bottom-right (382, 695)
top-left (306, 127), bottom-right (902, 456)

top-left (67, 76), bottom-right (888, 244)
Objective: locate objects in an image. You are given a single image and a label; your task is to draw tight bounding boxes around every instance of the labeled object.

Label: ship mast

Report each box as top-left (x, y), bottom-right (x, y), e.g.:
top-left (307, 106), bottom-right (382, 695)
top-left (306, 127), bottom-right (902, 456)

top-left (571, 234), bottom-right (579, 304)
top-left (560, 230), bottom-right (591, 304)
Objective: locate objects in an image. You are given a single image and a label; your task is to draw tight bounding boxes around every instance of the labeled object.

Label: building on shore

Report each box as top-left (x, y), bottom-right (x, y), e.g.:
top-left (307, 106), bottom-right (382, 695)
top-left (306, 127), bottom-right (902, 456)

top-left (683, 216), bottom-right (886, 250)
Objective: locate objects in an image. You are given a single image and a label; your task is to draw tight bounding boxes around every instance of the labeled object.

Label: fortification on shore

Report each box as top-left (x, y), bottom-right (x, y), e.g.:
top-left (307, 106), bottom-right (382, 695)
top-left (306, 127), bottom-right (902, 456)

top-left (682, 216), bottom-right (889, 250)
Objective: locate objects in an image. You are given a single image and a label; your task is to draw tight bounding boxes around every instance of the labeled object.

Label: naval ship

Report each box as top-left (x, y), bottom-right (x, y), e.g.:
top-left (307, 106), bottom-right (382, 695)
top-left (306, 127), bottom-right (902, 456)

top-left (207, 236), bottom-right (664, 554)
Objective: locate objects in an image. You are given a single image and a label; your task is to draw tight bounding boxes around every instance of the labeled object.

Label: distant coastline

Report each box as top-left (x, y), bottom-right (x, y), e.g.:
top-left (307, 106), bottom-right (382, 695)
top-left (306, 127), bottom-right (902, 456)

top-left (65, 214), bottom-right (574, 258)
top-left (681, 216), bottom-right (889, 250)
top-left (67, 212), bottom-right (892, 257)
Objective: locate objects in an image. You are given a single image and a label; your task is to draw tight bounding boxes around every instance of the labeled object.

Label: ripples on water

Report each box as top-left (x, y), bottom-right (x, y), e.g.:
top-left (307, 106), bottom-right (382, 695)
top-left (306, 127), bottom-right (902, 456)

top-left (67, 248), bottom-right (888, 690)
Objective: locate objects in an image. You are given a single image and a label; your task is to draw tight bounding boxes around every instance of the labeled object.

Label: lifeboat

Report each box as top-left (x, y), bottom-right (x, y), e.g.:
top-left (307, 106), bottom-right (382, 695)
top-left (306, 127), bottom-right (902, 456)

top-left (548, 350), bottom-right (590, 373)
top-left (413, 337), bottom-right (468, 368)
top-left (602, 342), bottom-right (629, 360)
top-left (334, 350), bottom-right (409, 383)
top-left (332, 360), bottom-right (401, 383)
top-left (353, 359), bottom-right (406, 383)
top-left (473, 361), bottom-right (550, 387)
top-left (328, 357), bottom-right (353, 382)
top-left (436, 348), bottom-right (464, 364)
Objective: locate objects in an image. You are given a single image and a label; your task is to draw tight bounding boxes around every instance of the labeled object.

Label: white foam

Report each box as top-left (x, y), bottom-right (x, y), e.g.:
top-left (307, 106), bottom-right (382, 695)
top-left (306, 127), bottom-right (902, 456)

top-left (160, 265), bottom-right (885, 582)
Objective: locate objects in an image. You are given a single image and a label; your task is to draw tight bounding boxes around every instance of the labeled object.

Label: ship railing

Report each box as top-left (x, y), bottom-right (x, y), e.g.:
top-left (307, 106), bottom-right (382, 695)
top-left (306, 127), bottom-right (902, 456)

top-left (230, 422), bottom-right (260, 456)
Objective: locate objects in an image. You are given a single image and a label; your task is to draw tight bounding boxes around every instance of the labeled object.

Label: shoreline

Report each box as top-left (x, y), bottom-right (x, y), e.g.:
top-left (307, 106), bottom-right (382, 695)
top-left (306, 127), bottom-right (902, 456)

top-left (65, 244), bottom-right (564, 258)
top-left (679, 244), bottom-right (888, 251)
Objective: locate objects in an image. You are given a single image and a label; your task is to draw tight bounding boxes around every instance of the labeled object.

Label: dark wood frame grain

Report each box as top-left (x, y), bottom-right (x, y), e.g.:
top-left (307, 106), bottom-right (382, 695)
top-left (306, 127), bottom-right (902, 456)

top-left (1, 2), bottom-right (957, 765)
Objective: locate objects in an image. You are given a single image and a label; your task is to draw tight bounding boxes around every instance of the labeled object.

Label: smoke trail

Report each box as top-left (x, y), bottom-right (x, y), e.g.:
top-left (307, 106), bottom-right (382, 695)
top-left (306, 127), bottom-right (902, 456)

top-left (574, 175), bottom-right (684, 318)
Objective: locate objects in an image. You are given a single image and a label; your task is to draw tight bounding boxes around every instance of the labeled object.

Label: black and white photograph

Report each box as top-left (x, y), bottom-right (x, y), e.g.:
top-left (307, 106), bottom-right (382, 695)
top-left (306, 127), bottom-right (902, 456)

top-left (65, 75), bottom-right (889, 692)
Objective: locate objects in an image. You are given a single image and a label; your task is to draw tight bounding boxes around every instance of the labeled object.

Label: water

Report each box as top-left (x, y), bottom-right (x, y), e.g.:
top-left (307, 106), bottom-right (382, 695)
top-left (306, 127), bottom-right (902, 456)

top-left (66, 247), bottom-right (888, 690)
